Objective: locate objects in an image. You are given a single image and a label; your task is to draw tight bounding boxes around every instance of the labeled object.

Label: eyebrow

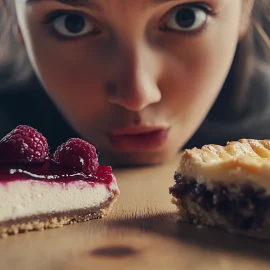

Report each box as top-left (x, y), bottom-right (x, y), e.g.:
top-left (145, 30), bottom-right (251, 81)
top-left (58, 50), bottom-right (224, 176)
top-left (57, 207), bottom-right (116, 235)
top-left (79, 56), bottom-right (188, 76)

top-left (26, 0), bottom-right (179, 9)
top-left (26, 0), bottom-right (101, 10)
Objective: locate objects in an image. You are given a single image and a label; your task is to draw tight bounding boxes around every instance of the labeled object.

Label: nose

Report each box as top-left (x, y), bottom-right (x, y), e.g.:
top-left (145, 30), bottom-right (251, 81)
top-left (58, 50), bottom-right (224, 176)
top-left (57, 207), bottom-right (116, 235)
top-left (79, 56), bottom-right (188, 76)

top-left (106, 43), bottom-right (162, 112)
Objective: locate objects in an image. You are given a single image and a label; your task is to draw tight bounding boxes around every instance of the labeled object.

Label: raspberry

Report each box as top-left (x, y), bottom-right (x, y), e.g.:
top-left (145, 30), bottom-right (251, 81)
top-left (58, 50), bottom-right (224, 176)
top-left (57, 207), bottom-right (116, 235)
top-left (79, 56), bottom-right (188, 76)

top-left (54, 138), bottom-right (99, 174)
top-left (0, 125), bottom-right (49, 163)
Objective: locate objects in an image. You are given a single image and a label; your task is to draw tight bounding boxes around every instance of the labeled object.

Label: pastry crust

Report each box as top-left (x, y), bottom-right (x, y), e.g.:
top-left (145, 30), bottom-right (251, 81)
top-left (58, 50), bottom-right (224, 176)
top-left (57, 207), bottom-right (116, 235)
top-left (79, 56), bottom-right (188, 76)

top-left (177, 139), bottom-right (270, 191)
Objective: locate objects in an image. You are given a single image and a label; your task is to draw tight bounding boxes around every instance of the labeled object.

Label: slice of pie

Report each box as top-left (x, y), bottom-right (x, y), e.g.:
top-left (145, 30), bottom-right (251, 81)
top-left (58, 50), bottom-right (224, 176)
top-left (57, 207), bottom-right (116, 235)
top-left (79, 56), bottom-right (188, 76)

top-left (169, 139), bottom-right (270, 239)
top-left (0, 125), bottom-right (120, 238)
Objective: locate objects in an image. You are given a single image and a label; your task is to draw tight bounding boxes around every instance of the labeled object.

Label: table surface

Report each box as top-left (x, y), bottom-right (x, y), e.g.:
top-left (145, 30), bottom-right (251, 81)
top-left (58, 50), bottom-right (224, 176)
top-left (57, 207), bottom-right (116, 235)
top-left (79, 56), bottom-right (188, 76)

top-left (1, 155), bottom-right (270, 270)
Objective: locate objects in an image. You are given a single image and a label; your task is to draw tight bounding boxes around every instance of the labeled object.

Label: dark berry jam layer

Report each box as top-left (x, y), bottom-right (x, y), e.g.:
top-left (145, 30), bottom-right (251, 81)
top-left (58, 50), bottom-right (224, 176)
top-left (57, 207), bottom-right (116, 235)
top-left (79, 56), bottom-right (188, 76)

top-left (169, 172), bottom-right (270, 230)
top-left (0, 159), bottom-right (113, 184)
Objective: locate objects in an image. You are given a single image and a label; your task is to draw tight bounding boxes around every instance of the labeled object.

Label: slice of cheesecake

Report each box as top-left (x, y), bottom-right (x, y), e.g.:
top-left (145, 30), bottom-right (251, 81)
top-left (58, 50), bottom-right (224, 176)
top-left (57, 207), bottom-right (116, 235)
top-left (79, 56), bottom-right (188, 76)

top-left (0, 125), bottom-right (119, 238)
top-left (169, 139), bottom-right (270, 239)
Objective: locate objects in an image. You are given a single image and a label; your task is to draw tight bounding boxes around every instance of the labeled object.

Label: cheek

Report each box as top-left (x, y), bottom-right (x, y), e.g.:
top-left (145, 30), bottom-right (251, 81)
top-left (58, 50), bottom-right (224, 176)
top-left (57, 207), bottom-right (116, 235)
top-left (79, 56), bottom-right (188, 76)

top-left (21, 31), bottom-right (110, 123)
top-left (160, 9), bottom-right (241, 121)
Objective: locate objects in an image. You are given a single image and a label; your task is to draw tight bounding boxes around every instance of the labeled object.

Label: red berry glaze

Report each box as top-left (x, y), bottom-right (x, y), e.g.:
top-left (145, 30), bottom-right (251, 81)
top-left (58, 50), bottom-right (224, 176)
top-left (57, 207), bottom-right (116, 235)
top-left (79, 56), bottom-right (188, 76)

top-left (0, 125), bottom-right (49, 163)
top-left (54, 138), bottom-right (99, 174)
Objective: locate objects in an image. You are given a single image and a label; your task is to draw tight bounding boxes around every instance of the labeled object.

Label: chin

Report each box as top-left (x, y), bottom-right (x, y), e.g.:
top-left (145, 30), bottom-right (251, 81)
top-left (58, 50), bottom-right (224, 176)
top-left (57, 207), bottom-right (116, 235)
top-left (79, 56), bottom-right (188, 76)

top-left (99, 149), bottom-right (177, 168)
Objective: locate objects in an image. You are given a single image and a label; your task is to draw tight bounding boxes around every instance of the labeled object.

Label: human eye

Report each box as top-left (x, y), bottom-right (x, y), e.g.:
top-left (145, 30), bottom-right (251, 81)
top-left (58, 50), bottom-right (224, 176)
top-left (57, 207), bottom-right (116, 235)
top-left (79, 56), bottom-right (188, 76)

top-left (42, 11), bottom-right (101, 38)
top-left (160, 3), bottom-right (215, 34)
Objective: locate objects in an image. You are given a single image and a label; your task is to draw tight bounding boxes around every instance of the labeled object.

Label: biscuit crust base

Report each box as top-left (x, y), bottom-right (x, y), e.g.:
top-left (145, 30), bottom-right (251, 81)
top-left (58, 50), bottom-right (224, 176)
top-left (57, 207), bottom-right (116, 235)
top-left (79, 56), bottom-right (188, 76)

top-left (0, 192), bottom-right (118, 238)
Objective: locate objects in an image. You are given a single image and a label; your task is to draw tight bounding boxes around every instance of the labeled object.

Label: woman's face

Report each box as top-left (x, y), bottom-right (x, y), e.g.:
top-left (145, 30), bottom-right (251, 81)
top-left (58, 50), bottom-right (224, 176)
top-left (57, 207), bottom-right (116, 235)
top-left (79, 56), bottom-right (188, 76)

top-left (14, 0), bottom-right (252, 166)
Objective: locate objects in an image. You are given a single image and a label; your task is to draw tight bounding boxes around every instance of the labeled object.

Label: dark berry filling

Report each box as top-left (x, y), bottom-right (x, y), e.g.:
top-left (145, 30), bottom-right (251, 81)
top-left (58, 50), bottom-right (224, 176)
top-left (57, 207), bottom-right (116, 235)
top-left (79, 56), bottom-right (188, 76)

top-left (169, 172), bottom-right (270, 230)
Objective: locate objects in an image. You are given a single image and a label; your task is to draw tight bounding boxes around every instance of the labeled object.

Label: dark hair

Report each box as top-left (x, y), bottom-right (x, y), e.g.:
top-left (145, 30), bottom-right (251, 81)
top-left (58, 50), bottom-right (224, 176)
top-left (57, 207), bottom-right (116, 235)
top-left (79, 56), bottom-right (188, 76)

top-left (0, 0), bottom-right (269, 98)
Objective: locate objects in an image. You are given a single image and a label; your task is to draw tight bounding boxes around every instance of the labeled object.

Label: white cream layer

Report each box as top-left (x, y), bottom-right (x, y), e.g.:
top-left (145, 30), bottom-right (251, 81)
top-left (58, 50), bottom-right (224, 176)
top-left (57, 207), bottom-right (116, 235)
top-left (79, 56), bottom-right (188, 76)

top-left (0, 179), bottom-right (119, 222)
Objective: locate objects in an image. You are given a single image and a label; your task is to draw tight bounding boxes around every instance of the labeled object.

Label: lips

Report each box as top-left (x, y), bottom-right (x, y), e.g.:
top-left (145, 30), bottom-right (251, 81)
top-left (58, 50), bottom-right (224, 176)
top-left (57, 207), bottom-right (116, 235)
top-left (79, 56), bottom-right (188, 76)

top-left (107, 126), bottom-right (169, 151)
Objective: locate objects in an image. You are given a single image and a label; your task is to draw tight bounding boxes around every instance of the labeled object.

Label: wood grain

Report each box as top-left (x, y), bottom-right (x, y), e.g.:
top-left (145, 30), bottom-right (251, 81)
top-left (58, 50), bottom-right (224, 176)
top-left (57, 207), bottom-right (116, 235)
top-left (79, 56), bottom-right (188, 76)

top-left (1, 155), bottom-right (270, 270)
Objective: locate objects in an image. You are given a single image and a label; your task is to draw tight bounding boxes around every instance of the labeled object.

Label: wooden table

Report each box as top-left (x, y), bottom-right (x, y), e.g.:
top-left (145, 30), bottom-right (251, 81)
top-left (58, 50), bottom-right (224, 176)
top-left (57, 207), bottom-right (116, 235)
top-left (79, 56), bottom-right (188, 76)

top-left (1, 155), bottom-right (270, 270)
